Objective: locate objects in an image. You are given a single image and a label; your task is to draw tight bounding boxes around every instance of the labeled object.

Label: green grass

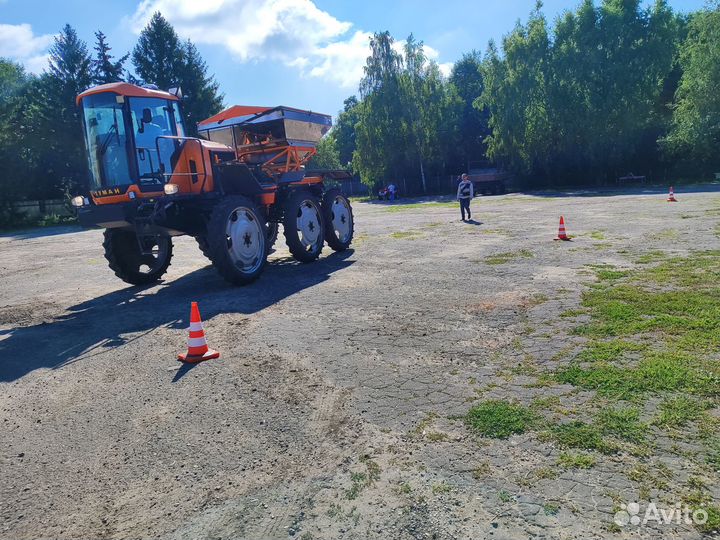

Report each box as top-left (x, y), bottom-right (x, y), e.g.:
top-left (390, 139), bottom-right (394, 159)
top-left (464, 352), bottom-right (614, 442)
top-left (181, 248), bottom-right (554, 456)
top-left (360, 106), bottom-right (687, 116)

top-left (548, 421), bottom-right (617, 454)
top-left (589, 231), bottom-right (606, 240)
top-left (557, 451), bottom-right (597, 469)
top-left (384, 201), bottom-right (457, 213)
top-left (465, 400), bottom-right (538, 439)
top-left (653, 396), bottom-right (710, 429)
top-left (595, 406), bottom-right (648, 443)
top-left (484, 249), bottom-right (534, 265)
top-left (390, 230), bottom-right (423, 240)
top-left (576, 340), bottom-right (646, 363)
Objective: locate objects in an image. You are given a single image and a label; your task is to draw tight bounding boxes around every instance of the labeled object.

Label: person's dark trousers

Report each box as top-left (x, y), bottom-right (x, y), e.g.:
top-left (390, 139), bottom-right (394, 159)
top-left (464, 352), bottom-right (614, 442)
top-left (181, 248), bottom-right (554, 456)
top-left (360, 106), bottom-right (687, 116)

top-left (460, 198), bottom-right (471, 220)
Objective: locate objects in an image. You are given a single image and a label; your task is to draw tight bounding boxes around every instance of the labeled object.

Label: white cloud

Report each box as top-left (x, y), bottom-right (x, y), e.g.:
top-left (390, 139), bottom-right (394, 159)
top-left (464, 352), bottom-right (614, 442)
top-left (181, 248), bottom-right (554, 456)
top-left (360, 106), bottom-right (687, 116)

top-left (0, 23), bottom-right (54, 73)
top-left (129, 0), bottom-right (450, 89)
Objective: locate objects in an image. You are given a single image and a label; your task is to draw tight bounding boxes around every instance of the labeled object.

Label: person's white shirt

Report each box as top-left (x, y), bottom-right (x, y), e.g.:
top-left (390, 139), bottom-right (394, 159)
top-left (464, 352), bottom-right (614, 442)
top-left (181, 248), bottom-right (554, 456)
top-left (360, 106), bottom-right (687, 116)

top-left (388, 183), bottom-right (396, 193)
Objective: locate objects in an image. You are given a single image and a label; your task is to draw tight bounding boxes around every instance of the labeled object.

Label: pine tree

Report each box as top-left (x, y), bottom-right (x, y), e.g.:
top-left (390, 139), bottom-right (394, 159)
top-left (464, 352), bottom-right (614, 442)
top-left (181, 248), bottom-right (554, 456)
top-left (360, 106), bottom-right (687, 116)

top-left (131, 12), bottom-right (183, 90)
top-left (92, 31), bottom-right (128, 85)
top-left (132, 13), bottom-right (223, 134)
top-left (175, 40), bottom-right (224, 135)
top-left (38, 24), bottom-right (94, 196)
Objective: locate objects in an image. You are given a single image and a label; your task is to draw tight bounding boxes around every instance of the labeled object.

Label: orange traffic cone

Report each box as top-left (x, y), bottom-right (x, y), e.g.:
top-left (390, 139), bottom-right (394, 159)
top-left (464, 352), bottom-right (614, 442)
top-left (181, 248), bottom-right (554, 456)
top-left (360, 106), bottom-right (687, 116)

top-left (178, 302), bottom-right (220, 363)
top-left (667, 186), bottom-right (678, 202)
top-left (555, 216), bottom-right (571, 241)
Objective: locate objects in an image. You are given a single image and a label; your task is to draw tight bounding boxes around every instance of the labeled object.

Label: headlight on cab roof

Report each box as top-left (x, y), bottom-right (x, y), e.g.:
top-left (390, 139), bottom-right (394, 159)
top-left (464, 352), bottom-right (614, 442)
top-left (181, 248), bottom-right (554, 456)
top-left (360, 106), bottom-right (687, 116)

top-left (164, 183), bottom-right (179, 195)
top-left (71, 196), bottom-right (88, 207)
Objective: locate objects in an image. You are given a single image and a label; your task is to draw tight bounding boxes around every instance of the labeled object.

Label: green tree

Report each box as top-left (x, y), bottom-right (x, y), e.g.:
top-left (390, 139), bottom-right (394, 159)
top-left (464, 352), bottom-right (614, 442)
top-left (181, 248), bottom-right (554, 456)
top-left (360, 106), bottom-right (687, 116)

top-left (334, 96), bottom-right (360, 167)
top-left (34, 24), bottom-right (94, 197)
top-left (132, 12), bottom-right (182, 90)
top-left (0, 59), bottom-right (31, 219)
top-left (175, 40), bottom-right (224, 135)
top-left (448, 51), bottom-right (490, 170)
top-left (91, 31), bottom-right (128, 85)
top-left (308, 132), bottom-right (341, 170)
top-left (132, 13), bottom-right (223, 134)
top-left (353, 32), bottom-right (405, 189)
top-left (664, 3), bottom-right (720, 170)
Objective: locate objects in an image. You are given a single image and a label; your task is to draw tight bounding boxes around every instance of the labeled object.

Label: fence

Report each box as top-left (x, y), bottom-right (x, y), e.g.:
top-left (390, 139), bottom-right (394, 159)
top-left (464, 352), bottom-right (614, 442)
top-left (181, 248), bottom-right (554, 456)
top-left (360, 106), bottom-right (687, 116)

top-left (11, 199), bottom-right (73, 219)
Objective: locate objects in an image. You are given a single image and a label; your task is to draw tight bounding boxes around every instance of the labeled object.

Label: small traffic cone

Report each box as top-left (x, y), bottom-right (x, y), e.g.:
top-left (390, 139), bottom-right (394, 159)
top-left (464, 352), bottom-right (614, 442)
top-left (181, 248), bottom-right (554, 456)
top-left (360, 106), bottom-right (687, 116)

top-left (667, 186), bottom-right (678, 202)
top-left (555, 216), bottom-right (571, 241)
top-left (178, 302), bottom-right (220, 363)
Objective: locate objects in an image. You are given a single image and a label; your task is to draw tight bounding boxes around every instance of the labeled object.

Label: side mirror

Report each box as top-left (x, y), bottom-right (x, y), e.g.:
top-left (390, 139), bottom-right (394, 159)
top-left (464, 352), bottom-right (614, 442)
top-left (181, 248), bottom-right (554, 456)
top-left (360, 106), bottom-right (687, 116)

top-left (142, 108), bottom-right (153, 124)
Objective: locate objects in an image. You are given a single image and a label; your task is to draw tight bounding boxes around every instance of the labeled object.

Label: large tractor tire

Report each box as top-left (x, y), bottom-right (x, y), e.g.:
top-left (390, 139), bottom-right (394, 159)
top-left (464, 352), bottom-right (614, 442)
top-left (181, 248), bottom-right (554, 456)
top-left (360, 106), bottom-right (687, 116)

top-left (206, 195), bottom-right (268, 285)
top-left (103, 229), bottom-right (173, 285)
top-left (322, 189), bottom-right (354, 251)
top-left (266, 222), bottom-right (279, 252)
top-left (282, 190), bottom-right (325, 263)
top-left (195, 235), bottom-right (211, 261)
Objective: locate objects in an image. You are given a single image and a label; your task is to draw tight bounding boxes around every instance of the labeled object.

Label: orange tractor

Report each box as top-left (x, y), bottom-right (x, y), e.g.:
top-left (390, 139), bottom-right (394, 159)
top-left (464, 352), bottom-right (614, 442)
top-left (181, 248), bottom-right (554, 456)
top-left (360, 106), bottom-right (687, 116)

top-left (72, 83), bottom-right (354, 285)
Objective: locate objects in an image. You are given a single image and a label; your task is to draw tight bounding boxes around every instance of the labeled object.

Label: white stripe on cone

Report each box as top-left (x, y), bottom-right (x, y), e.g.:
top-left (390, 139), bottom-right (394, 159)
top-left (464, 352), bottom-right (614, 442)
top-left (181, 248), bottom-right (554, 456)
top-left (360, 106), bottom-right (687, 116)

top-left (187, 337), bottom-right (208, 348)
top-left (189, 322), bottom-right (204, 332)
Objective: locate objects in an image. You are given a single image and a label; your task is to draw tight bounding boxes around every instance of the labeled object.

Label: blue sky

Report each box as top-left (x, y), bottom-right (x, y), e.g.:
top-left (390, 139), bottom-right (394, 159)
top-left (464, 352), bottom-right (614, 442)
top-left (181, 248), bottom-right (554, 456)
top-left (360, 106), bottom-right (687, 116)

top-left (0, 0), bottom-right (707, 118)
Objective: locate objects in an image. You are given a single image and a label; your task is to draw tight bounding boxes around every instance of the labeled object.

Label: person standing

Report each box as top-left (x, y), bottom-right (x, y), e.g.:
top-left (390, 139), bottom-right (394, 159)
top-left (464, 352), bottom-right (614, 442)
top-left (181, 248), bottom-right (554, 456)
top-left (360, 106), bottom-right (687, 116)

top-left (456, 173), bottom-right (474, 221)
top-left (387, 182), bottom-right (397, 202)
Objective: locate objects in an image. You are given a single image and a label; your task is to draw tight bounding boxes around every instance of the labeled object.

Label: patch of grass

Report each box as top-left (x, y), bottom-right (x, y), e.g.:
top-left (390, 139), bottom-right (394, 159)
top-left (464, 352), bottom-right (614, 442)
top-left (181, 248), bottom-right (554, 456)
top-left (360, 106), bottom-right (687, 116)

top-left (577, 340), bottom-right (646, 363)
top-left (396, 482), bottom-right (412, 495)
top-left (589, 231), bottom-right (606, 240)
top-left (557, 451), bottom-right (596, 469)
top-left (560, 309), bottom-right (586, 318)
top-left (649, 228), bottom-right (680, 240)
top-left (466, 400), bottom-right (538, 439)
top-left (498, 490), bottom-right (514, 503)
top-left (390, 230), bottom-right (423, 240)
top-left (549, 421), bottom-right (617, 454)
top-left (653, 396), bottom-right (710, 429)
top-left (543, 502), bottom-right (560, 516)
top-left (345, 455), bottom-right (381, 500)
top-left (696, 506), bottom-right (720, 534)
top-left (595, 406), bottom-right (648, 443)
top-left (484, 249), bottom-right (534, 265)
top-left (431, 482), bottom-right (452, 494)
top-left (634, 250), bottom-right (666, 264)
top-left (555, 351), bottom-right (718, 399)
top-left (384, 201), bottom-right (457, 213)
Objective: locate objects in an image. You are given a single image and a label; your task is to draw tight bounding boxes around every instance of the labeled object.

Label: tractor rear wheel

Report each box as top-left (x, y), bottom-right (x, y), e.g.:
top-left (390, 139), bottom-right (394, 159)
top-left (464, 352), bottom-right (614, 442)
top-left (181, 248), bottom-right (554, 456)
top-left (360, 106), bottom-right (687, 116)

top-left (103, 229), bottom-right (173, 285)
top-left (266, 222), bottom-right (279, 252)
top-left (322, 189), bottom-right (354, 251)
top-left (282, 190), bottom-right (324, 262)
top-left (206, 195), bottom-right (268, 285)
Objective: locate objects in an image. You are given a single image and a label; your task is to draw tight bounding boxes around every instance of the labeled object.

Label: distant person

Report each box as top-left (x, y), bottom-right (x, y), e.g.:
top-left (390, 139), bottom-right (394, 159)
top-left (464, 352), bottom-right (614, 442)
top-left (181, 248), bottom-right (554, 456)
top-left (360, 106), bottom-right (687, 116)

top-left (456, 173), bottom-right (473, 221)
top-left (387, 183), bottom-right (397, 202)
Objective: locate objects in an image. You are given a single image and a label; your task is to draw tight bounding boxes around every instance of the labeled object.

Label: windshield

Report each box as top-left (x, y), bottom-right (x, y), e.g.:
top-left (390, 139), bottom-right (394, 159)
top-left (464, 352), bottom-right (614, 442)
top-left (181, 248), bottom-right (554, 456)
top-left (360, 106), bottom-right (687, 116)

top-left (128, 97), bottom-right (184, 184)
top-left (82, 93), bottom-right (133, 189)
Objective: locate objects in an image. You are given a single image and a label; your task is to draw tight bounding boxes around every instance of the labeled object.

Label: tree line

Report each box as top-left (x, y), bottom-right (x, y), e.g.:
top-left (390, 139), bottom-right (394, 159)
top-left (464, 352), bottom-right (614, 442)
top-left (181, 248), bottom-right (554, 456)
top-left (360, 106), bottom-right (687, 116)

top-left (320, 0), bottom-right (720, 193)
top-left (0, 13), bottom-right (222, 224)
top-left (0, 0), bottom-right (719, 223)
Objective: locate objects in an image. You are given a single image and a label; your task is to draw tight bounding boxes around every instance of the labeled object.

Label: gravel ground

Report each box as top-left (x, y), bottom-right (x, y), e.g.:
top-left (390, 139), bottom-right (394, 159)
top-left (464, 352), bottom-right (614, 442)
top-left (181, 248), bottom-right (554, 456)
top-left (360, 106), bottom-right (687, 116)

top-left (1, 186), bottom-right (719, 540)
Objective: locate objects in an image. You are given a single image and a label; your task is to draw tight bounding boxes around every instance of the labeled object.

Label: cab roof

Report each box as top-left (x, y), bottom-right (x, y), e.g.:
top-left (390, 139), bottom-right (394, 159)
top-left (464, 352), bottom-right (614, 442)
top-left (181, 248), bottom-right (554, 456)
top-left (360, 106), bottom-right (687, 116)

top-left (76, 82), bottom-right (179, 106)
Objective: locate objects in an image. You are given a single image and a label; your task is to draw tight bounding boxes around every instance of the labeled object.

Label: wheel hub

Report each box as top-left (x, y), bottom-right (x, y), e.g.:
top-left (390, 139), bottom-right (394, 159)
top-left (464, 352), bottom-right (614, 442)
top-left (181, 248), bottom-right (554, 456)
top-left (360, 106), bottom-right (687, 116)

top-left (226, 207), bottom-right (264, 271)
top-left (297, 201), bottom-right (321, 248)
top-left (331, 197), bottom-right (352, 243)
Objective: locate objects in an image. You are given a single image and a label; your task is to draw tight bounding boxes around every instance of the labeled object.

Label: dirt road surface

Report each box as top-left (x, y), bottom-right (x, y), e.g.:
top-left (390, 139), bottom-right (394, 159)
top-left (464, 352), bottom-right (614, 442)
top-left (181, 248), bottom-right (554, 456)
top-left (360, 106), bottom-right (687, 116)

top-left (1, 187), bottom-right (719, 539)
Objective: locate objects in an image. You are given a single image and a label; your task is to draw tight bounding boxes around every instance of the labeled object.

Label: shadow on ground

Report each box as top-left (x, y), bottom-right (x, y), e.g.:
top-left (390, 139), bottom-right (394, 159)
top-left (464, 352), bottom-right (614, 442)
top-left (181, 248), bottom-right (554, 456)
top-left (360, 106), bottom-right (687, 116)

top-left (0, 224), bottom-right (83, 240)
top-left (0, 250), bottom-right (354, 382)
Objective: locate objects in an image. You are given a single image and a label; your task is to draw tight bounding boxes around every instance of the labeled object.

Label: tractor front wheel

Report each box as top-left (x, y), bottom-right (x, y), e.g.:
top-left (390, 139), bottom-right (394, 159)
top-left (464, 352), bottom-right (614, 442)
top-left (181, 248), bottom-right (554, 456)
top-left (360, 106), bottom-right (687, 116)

top-left (206, 195), bottom-right (268, 285)
top-left (283, 190), bottom-right (325, 262)
top-left (103, 229), bottom-right (173, 285)
top-left (322, 189), bottom-right (354, 251)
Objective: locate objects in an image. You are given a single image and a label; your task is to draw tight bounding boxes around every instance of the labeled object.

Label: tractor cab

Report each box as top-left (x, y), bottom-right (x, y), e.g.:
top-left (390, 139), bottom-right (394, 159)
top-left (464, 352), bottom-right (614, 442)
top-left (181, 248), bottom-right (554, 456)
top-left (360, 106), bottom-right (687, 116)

top-left (76, 83), bottom-right (188, 195)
